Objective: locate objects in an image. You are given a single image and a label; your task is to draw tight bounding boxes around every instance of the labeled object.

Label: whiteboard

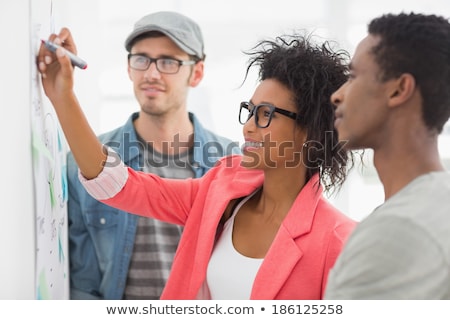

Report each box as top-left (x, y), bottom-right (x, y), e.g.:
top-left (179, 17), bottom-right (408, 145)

top-left (30, 0), bottom-right (69, 299)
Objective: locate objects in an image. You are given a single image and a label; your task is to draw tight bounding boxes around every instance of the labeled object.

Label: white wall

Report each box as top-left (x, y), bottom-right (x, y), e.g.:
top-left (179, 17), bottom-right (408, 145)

top-left (0, 1), bottom-right (35, 299)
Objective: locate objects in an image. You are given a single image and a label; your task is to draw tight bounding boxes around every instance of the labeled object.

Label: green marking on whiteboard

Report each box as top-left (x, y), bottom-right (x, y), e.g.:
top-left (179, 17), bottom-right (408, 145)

top-left (32, 130), bottom-right (55, 165)
top-left (48, 170), bottom-right (56, 208)
top-left (37, 269), bottom-right (50, 300)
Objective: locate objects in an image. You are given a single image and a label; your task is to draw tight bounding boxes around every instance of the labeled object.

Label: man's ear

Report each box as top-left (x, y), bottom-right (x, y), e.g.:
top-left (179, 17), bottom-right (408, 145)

top-left (189, 61), bottom-right (204, 87)
top-left (388, 73), bottom-right (416, 107)
top-left (127, 64), bottom-right (133, 81)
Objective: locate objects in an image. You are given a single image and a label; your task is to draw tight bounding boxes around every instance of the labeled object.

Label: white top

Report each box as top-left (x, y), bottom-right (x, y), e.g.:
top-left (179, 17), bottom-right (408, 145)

top-left (206, 191), bottom-right (263, 299)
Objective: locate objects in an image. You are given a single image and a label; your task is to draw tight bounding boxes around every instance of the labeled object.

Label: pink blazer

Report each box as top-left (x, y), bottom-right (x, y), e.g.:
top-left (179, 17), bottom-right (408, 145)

top-left (100, 155), bottom-right (357, 299)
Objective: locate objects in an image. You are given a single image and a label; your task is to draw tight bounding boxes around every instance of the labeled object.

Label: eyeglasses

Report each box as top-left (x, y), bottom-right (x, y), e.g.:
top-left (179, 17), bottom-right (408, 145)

top-left (128, 54), bottom-right (196, 74)
top-left (239, 101), bottom-right (297, 128)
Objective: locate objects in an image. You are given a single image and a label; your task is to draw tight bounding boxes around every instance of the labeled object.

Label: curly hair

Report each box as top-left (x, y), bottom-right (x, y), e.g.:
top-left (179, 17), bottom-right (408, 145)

top-left (243, 32), bottom-right (353, 194)
top-left (368, 12), bottom-right (450, 133)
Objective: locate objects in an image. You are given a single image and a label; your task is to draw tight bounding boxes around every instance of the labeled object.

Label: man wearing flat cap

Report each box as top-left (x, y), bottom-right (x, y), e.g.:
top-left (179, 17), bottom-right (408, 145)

top-left (67, 11), bottom-right (240, 299)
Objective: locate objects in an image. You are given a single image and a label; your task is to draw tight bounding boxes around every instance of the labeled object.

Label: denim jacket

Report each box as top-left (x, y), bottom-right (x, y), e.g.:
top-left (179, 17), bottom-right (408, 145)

top-left (67, 112), bottom-right (240, 299)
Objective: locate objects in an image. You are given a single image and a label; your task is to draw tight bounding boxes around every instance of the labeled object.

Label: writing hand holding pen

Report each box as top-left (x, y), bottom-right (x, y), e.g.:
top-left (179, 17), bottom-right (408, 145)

top-left (37, 28), bottom-right (84, 106)
top-left (42, 40), bottom-right (87, 69)
top-left (37, 27), bottom-right (107, 180)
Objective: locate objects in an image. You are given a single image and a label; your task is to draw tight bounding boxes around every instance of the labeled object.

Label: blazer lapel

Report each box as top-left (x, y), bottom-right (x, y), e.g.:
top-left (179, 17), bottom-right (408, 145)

top-left (251, 228), bottom-right (303, 299)
top-left (250, 174), bottom-right (322, 299)
top-left (189, 162), bottom-right (264, 294)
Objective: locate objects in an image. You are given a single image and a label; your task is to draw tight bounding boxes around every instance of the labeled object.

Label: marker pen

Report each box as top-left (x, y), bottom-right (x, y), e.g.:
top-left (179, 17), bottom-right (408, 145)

top-left (41, 40), bottom-right (88, 70)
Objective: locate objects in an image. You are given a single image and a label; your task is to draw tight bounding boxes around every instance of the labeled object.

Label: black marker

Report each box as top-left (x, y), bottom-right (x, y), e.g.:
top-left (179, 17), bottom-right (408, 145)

top-left (41, 39), bottom-right (88, 70)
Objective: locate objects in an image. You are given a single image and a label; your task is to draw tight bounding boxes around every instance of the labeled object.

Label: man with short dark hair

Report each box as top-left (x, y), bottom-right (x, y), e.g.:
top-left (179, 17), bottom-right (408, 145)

top-left (67, 11), bottom-right (240, 299)
top-left (325, 12), bottom-right (450, 299)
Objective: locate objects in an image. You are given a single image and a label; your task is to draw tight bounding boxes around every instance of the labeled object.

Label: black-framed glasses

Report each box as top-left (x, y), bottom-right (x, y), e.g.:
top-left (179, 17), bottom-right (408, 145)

top-left (239, 101), bottom-right (297, 128)
top-left (128, 54), bottom-right (196, 74)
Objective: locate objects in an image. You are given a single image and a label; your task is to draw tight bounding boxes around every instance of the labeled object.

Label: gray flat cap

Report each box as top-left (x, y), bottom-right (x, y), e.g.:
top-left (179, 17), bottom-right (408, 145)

top-left (124, 11), bottom-right (205, 60)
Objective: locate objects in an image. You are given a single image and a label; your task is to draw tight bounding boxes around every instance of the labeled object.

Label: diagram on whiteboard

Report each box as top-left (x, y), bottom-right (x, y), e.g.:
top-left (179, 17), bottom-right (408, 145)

top-left (31, 0), bottom-right (69, 299)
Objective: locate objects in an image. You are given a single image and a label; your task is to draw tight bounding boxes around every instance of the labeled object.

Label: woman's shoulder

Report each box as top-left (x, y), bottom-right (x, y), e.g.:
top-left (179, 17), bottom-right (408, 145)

top-left (316, 197), bottom-right (358, 230)
top-left (214, 154), bottom-right (243, 167)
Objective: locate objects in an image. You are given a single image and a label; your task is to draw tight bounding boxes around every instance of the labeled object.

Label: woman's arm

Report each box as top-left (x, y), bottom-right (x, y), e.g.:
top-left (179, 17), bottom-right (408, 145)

top-left (37, 27), bottom-right (106, 179)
